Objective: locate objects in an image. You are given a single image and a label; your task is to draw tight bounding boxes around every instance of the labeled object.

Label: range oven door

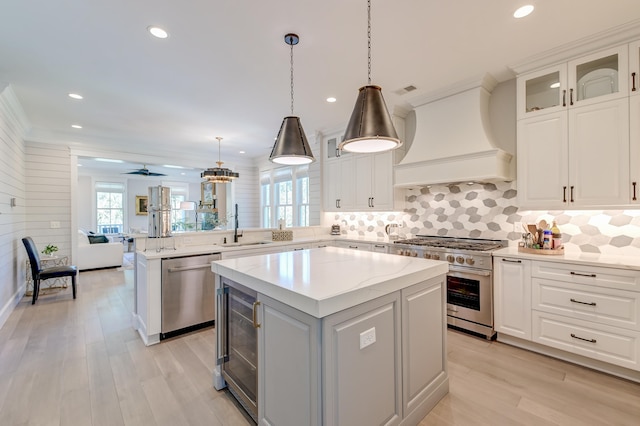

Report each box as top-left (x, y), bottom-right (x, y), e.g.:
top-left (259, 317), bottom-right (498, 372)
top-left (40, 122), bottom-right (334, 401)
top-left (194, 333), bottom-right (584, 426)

top-left (446, 266), bottom-right (493, 328)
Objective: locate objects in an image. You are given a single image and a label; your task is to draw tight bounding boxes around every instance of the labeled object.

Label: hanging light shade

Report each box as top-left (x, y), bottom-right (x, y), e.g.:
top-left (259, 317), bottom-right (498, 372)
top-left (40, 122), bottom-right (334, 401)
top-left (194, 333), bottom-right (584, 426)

top-left (269, 33), bottom-right (315, 165)
top-left (201, 137), bottom-right (239, 183)
top-left (339, 0), bottom-right (401, 154)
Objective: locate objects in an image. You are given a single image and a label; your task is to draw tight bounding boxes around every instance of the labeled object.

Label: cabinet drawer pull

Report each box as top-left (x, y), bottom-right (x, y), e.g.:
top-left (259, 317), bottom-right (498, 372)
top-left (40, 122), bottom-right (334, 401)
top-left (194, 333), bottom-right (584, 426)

top-left (570, 271), bottom-right (596, 278)
top-left (562, 89), bottom-right (567, 107)
top-left (502, 258), bottom-right (521, 263)
top-left (569, 88), bottom-right (574, 105)
top-left (293, 248), bottom-right (304, 251)
top-left (570, 185), bottom-right (574, 203)
top-left (633, 72), bottom-right (637, 92)
top-left (348, 245), bottom-right (358, 249)
top-left (563, 186), bottom-right (567, 203)
top-left (570, 333), bottom-right (596, 343)
top-left (252, 301), bottom-right (261, 328)
top-left (374, 244), bottom-right (385, 248)
top-left (317, 244), bottom-right (327, 248)
top-left (633, 181), bottom-right (637, 201)
top-left (570, 298), bottom-right (596, 306)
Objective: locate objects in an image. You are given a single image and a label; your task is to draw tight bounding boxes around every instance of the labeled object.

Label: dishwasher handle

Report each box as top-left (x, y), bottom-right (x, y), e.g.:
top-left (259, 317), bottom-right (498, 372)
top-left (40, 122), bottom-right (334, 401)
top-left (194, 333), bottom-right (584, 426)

top-left (167, 263), bottom-right (214, 273)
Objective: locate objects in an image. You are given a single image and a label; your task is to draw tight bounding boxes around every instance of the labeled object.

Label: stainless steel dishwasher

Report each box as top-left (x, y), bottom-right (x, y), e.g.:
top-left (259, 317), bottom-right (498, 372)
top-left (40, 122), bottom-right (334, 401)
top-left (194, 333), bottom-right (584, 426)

top-left (161, 253), bottom-right (221, 339)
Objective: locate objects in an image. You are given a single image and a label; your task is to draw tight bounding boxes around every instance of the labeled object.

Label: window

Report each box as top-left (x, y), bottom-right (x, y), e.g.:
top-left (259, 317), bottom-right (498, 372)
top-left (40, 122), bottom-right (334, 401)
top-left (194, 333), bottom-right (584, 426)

top-left (96, 182), bottom-right (124, 234)
top-left (260, 166), bottom-right (309, 228)
top-left (164, 182), bottom-right (188, 231)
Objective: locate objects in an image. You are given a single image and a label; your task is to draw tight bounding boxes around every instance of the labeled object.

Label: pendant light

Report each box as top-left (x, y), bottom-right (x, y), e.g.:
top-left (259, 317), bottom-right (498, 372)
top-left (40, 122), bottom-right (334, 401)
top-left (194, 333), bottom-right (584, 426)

top-left (340, 0), bottom-right (401, 153)
top-left (269, 33), bottom-right (315, 165)
top-left (201, 137), bottom-right (239, 183)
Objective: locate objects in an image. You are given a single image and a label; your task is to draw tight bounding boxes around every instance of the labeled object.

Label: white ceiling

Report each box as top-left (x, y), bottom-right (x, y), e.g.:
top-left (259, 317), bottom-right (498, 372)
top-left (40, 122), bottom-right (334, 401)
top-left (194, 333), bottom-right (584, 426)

top-left (2, 0), bottom-right (640, 169)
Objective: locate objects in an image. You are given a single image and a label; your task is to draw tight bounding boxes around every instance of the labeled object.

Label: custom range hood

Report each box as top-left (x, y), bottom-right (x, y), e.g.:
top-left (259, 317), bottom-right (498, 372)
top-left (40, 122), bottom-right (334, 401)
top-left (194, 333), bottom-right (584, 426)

top-left (395, 74), bottom-right (513, 187)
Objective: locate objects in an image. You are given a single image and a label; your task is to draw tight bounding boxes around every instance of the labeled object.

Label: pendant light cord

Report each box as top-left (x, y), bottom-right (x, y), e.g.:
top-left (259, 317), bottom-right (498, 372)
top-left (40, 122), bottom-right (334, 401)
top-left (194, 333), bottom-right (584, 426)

top-left (290, 36), bottom-right (295, 115)
top-left (367, 0), bottom-right (371, 85)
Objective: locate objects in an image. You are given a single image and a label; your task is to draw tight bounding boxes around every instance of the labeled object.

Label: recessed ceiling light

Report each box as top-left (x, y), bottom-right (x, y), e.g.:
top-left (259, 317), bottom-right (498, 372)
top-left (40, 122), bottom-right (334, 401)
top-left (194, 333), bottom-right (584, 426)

top-left (513, 5), bottom-right (534, 18)
top-left (95, 158), bottom-right (124, 163)
top-left (162, 164), bottom-right (185, 169)
top-left (77, 164), bottom-right (82, 167)
top-left (148, 26), bottom-right (169, 39)
top-left (550, 82), bottom-right (560, 89)
top-left (68, 93), bottom-right (83, 100)
top-left (326, 97), bottom-right (337, 103)
top-left (71, 124), bottom-right (82, 129)
top-left (239, 150), bottom-right (246, 154)
top-left (180, 172), bottom-right (186, 176)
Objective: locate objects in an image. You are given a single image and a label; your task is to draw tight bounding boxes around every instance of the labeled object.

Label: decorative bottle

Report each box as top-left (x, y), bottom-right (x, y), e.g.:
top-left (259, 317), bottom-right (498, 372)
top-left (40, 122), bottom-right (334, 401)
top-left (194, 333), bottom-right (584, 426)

top-left (551, 221), bottom-right (562, 249)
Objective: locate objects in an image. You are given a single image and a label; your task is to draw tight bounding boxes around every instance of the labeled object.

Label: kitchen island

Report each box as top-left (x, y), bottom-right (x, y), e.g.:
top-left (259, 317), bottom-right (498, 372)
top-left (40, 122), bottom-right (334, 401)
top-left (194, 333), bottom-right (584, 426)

top-left (211, 246), bottom-right (449, 426)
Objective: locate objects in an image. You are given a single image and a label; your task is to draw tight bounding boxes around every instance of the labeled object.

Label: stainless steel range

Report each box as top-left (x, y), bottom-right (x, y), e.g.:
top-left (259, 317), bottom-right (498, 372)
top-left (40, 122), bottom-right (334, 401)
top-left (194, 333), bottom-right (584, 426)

top-left (393, 235), bottom-right (508, 339)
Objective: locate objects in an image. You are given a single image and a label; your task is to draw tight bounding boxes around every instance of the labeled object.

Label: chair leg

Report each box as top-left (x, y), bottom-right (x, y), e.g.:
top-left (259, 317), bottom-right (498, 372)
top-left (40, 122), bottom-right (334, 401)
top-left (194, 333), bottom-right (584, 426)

top-left (72, 275), bottom-right (76, 299)
top-left (32, 279), bottom-right (38, 305)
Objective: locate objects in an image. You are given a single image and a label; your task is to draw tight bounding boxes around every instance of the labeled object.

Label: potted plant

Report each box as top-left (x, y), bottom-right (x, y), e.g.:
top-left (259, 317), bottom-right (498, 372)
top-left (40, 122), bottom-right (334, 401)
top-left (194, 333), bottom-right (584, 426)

top-left (41, 244), bottom-right (58, 256)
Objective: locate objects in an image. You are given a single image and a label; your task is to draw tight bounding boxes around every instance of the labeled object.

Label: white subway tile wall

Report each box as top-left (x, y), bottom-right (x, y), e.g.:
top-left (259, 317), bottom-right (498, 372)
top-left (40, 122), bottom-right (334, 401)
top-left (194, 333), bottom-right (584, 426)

top-left (331, 181), bottom-right (640, 256)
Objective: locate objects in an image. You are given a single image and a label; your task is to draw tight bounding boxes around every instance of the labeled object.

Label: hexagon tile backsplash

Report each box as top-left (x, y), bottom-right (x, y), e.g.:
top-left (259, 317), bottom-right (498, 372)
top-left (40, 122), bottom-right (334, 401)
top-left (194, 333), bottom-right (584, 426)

top-left (330, 181), bottom-right (640, 256)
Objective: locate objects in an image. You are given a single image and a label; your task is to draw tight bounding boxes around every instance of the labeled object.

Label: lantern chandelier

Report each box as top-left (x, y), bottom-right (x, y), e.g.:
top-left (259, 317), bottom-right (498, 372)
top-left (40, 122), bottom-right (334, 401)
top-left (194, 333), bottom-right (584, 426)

top-left (340, 0), bottom-right (401, 153)
top-left (201, 137), bottom-right (239, 183)
top-left (269, 33), bottom-right (315, 165)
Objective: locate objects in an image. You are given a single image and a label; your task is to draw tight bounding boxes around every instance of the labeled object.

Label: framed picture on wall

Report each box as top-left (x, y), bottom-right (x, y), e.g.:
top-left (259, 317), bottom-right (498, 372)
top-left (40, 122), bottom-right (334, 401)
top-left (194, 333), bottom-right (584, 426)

top-left (135, 195), bottom-right (148, 215)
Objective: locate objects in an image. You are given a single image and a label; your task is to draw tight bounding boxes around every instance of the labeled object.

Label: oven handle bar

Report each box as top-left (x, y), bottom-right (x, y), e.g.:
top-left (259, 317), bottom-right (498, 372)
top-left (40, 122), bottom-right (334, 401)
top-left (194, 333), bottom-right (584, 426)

top-left (448, 267), bottom-right (491, 277)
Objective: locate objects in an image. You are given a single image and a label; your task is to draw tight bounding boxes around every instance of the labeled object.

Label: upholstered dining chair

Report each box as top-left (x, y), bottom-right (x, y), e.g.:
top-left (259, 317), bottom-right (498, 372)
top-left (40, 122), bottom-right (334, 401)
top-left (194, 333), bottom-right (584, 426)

top-left (22, 237), bottom-right (77, 305)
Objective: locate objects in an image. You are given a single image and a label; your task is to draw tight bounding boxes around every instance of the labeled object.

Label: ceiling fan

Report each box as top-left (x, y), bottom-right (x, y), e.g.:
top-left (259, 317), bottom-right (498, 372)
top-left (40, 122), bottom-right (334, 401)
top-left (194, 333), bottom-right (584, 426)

top-left (124, 165), bottom-right (166, 177)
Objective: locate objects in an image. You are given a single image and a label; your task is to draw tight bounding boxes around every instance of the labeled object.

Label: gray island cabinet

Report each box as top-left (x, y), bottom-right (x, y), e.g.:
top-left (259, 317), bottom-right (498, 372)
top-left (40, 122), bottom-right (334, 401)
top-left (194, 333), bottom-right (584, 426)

top-left (211, 246), bottom-right (449, 426)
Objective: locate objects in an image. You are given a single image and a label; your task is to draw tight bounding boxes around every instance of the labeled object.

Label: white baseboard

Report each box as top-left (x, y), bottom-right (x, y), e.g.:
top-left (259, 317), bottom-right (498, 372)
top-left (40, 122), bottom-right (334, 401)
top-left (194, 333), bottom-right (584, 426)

top-left (0, 283), bottom-right (26, 330)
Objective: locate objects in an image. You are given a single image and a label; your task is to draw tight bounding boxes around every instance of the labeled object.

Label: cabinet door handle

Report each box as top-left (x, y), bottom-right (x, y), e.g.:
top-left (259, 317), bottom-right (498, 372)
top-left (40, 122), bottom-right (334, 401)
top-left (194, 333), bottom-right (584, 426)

top-left (336, 148), bottom-right (340, 157)
top-left (633, 72), bottom-right (637, 92)
top-left (502, 258), bottom-right (522, 263)
top-left (317, 245), bottom-right (328, 248)
top-left (633, 181), bottom-right (637, 201)
top-left (252, 301), bottom-right (261, 328)
top-left (563, 186), bottom-right (567, 203)
top-left (569, 88), bottom-right (574, 105)
top-left (348, 245), bottom-right (358, 249)
top-left (336, 199), bottom-right (340, 209)
top-left (562, 89), bottom-right (567, 107)
top-left (570, 271), bottom-right (596, 278)
top-left (570, 185), bottom-right (574, 203)
top-left (570, 298), bottom-right (597, 306)
top-left (570, 333), bottom-right (596, 344)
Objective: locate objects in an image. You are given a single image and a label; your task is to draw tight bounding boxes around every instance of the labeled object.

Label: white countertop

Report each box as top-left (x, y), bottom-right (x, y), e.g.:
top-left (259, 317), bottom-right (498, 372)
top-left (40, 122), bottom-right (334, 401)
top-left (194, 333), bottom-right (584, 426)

top-left (211, 246), bottom-right (449, 318)
top-left (136, 234), bottom-right (398, 260)
top-left (493, 247), bottom-right (640, 270)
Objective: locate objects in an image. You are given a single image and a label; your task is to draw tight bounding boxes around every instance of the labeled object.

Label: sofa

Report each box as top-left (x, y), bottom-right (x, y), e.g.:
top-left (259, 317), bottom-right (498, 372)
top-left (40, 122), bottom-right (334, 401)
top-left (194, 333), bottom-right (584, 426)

top-left (77, 230), bottom-right (123, 271)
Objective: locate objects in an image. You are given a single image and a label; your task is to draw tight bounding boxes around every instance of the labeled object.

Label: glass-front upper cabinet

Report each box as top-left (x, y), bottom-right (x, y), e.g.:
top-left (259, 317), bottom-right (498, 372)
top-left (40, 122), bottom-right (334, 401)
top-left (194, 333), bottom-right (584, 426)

top-left (517, 66), bottom-right (567, 119)
top-left (630, 40), bottom-right (640, 97)
top-left (568, 45), bottom-right (628, 106)
top-left (518, 45), bottom-right (629, 119)
top-left (324, 133), bottom-right (350, 160)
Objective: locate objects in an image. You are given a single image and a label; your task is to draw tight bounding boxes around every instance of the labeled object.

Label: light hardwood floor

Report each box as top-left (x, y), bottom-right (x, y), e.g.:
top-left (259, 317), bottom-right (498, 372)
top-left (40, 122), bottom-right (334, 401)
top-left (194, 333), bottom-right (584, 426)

top-left (0, 268), bottom-right (638, 425)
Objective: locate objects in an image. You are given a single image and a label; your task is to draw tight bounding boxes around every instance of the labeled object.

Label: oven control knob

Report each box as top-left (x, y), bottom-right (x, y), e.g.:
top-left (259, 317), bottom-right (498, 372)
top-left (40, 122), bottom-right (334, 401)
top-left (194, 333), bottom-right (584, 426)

top-left (456, 256), bottom-right (465, 264)
top-left (466, 257), bottom-right (475, 265)
top-left (423, 253), bottom-right (431, 259)
top-left (431, 254), bottom-right (440, 260)
top-left (446, 255), bottom-right (455, 263)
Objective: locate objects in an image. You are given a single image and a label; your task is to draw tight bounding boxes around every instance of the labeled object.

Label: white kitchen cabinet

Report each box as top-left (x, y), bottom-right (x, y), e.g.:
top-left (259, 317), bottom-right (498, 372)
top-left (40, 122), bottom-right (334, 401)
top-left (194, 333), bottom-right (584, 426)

top-left (529, 260), bottom-right (640, 372)
top-left (281, 243), bottom-right (313, 252)
top-left (494, 257), bottom-right (532, 340)
top-left (517, 44), bottom-right (634, 209)
top-left (517, 45), bottom-right (628, 120)
top-left (518, 98), bottom-right (629, 208)
top-left (629, 64), bottom-right (640, 204)
top-left (333, 240), bottom-right (372, 251)
top-left (371, 243), bottom-right (389, 253)
top-left (323, 156), bottom-right (355, 210)
top-left (631, 40), bottom-right (640, 97)
top-left (354, 151), bottom-right (395, 210)
top-left (324, 132), bottom-right (351, 161)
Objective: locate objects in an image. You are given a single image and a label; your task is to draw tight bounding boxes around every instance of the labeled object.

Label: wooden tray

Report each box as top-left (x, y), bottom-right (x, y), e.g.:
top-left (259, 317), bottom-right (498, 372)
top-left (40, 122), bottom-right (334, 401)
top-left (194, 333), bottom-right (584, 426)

top-left (518, 246), bottom-right (564, 255)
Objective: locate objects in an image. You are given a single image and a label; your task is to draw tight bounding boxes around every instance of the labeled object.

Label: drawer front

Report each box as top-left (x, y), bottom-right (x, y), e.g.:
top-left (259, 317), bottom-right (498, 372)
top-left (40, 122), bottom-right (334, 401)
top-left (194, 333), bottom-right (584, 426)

top-left (533, 278), bottom-right (640, 330)
top-left (532, 261), bottom-right (640, 292)
top-left (532, 311), bottom-right (640, 371)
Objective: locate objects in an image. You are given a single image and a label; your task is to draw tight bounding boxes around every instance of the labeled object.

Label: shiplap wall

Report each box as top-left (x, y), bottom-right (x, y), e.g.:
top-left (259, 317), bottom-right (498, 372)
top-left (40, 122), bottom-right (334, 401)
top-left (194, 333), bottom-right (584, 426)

top-left (233, 165), bottom-right (259, 228)
top-left (24, 142), bottom-right (72, 258)
top-left (0, 85), bottom-right (27, 327)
